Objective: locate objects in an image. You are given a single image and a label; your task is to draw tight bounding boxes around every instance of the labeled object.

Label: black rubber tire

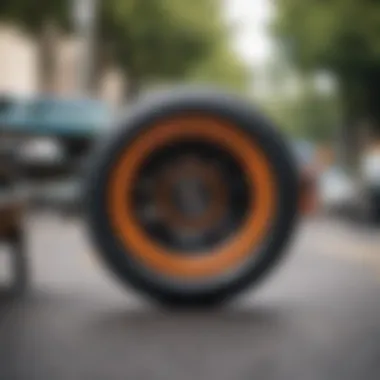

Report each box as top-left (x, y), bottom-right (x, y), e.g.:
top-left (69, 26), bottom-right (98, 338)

top-left (85, 88), bottom-right (300, 307)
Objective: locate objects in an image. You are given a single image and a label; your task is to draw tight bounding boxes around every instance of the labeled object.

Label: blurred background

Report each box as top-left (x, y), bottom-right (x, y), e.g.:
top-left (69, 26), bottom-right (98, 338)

top-left (1, 1), bottom-right (380, 380)
top-left (0, 0), bottom-right (379, 221)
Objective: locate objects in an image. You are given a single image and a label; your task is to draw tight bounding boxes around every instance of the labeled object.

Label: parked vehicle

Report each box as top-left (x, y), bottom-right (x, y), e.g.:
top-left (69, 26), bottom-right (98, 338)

top-left (319, 166), bottom-right (356, 215)
top-left (0, 95), bottom-right (111, 180)
top-left (0, 88), bottom-right (308, 306)
top-left (319, 150), bottom-right (380, 224)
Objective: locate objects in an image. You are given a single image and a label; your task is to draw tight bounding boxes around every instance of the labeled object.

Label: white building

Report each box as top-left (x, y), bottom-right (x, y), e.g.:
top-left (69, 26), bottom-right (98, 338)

top-left (0, 23), bottom-right (125, 106)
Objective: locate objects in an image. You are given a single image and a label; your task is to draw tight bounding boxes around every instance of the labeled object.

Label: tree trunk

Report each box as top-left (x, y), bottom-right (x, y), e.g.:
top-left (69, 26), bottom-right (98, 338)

top-left (37, 22), bottom-right (59, 95)
top-left (125, 72), bottom-right (140, 102)
top-left (365, 68), bottom-right (380, 140)
top-left (338, 78), bottom-right (366, 175)
top-left (90, 42), bottom-right (111, 95)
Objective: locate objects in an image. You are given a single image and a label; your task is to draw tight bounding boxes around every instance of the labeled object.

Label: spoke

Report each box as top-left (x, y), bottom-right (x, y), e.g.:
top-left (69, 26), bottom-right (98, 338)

top-left (174, 230), bottom-right (209, 252)
top-left (131, 140), bottom-right (251, 254)
top-left (137, 204), bottom-right (159, 223)
top-left (134, 178), bottom-right (155, 194)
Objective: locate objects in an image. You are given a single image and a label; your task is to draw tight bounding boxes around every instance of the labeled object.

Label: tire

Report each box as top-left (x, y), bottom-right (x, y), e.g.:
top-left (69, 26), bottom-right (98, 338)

top-left (85, 89), bottom-right (300, 307)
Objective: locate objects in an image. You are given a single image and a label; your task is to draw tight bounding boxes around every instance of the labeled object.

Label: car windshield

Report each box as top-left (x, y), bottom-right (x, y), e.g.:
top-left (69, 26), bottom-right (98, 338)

top-left (28, 99), bottom-right (109, 122)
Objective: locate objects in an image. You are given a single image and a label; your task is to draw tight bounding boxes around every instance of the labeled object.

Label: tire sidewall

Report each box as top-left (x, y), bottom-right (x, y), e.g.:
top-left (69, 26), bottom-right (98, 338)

top-left (84, 89), bottom-right (300, 305)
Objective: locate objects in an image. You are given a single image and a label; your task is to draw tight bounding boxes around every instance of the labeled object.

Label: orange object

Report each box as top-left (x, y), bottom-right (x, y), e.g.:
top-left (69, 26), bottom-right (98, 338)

top-left (107, 114), bottom-right (277, 279)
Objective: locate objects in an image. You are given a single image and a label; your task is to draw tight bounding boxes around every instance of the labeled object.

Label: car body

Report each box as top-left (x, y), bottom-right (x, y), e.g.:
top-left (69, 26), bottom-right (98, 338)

top-left (0, 95), bottom-right (110, 137)
top-left (1, 95), bottom-right (318, 217)
top-left (0, 88), bottom-right (308, 305)
top-left (0, 95), bottom-right (111, 180)
top-left (317, 146), bottom-right (380, 223)
top-left (319, 166), bottom-right (356, 215)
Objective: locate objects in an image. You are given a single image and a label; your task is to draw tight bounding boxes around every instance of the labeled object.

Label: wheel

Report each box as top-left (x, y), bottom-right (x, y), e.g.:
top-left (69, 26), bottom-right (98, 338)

top-left (85, 89), bottom-right (299, 307)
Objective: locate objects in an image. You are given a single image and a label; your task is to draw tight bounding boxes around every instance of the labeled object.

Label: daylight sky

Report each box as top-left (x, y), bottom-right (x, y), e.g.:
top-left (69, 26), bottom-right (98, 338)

top-left (223, 0), bottom-right (274, 69)
top-left (223, 0), bottom-right (335, 97)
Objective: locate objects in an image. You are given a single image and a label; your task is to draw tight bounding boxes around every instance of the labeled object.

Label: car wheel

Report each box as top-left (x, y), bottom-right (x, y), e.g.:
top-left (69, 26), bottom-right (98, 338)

top-left (85, 89), bottom-right (299, 307)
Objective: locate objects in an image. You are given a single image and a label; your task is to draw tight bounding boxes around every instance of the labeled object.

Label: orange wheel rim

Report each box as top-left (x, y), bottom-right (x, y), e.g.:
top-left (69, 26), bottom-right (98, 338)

top-left (107, 114), bottom-right (277, 278)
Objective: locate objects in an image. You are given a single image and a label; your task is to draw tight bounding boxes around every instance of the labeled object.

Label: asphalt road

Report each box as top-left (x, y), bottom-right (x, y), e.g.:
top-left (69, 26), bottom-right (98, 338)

top-left (1, 214), bottom-right (380, 380)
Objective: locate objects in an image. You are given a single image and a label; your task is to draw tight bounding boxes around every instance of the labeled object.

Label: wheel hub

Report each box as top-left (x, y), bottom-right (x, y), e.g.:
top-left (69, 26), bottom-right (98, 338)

top-left (105, 113), bottom-right (277, 279)
top-left (172, 177), bottom-right (209, 218)
top-left (131, 140), bottom-right (252, 253)
top-left (155, 156), bottom-right (227, 233)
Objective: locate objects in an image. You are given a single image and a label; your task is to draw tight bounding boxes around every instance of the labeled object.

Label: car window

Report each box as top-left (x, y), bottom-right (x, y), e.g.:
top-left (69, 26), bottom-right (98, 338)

top-left (27, 100), bottom-right (109, 124)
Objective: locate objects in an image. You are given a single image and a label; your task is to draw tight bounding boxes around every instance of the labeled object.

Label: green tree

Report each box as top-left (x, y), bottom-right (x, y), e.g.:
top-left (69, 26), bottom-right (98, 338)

top-left (187, 42), bottom-right (249, 93)
top-left (99, 0), bottom-right (246, 98)
top-left (0, 0), bottom-right (247, 98)
top-left (263, 90), bottom-right (341, 144)
top-left (273, 0), bottom-right (380, 168)
top-left (0, 0), bottom-right (246, 98)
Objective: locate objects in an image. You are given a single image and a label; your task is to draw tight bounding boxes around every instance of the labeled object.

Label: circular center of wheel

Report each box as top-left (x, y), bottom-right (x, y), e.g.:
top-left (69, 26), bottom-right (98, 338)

top-left (172, 177), bottom-right (210, 218)
top-left (131, 140), bottom-right (251, 253)
top-left (155, 157), bottom-right (227, 231)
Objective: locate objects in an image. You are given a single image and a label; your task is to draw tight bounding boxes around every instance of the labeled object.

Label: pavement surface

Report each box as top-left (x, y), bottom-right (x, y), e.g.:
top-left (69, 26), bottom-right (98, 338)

top-left (1, 214), bottom-right (380, 380)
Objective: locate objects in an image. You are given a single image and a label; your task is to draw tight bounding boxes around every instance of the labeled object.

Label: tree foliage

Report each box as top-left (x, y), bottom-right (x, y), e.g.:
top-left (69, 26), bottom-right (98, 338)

top-left (275, 1), bottom-right (380, 71)
top-left (0, 0), bottom-right (69, 33)
top-left (273, 0), bottom-right (380, 167)
top-left (263, 79), bottom-right (341, 144)
top-left (99, 0), bottom-right (247, 96)
top-left (187, 43), bottom-right (249, 92)
top-left (0, 0), bottom-right (248, 96)
top-left (274, 0), bottom-right (380, 119)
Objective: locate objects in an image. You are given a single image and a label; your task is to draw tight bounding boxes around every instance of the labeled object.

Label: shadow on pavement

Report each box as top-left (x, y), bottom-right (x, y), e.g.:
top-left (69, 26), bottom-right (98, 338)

top-left (82, 302), bottom-right (287, 346)
top-left (0, 236), bottom-right (30, 327)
